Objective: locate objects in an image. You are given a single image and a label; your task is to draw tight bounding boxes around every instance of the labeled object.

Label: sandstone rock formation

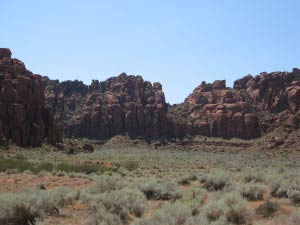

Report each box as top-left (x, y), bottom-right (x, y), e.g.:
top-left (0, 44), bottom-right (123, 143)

top-left (44, 73), bottom-right (184, 140)
top-left (179, 80), bottom-right (260, 139)
top-left (0, 48), bottom-right (61, 146)
top-left (3, 47), bottom-right (300, 144)
top-left (172, 69), bottom-right (300, 139)
top-left (44, 67), bottom-right (300, 141)
top-left (234, 69), bottom-right (300, 113)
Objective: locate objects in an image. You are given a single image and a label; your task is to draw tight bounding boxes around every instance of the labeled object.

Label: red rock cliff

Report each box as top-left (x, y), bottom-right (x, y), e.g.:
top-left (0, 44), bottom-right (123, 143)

top-left (0, 48), bottom-right (61, 146)
top-left (43, 73), bottom-right (184, 140)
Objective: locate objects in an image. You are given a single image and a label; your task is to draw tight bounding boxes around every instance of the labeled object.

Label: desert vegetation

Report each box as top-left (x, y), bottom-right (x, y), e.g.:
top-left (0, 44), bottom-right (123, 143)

top-left (0, 137), bottom-right (300, 225)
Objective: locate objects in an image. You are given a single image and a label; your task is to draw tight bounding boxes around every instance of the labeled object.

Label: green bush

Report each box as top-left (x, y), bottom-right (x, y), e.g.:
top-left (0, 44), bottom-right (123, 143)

top-left (0, 156), bottom-right (116, 174)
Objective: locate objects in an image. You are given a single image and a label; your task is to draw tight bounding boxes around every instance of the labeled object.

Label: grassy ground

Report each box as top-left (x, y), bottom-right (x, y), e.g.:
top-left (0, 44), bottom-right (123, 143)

top-left (0, 136), bottom-right (300, 225)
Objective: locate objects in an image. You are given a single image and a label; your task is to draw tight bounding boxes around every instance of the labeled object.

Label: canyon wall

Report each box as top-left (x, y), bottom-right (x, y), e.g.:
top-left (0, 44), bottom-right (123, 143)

top-left (0, 48), bottom-right (61, 146)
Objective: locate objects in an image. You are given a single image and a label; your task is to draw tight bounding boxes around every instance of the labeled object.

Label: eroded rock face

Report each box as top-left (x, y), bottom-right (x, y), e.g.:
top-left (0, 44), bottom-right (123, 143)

top-left (234, 69), bottom-right (300, 113)
top-left (0, 48), bottom-right (61, 146)
top-left (44, 68), bottom-right (300, 141)
top-left (0, 48), bottom-right (12, 59)
top-left (182, 80), bottom-right (260, 139)
top-left (44, 73), bottom-right (184, 140)
top-left (173, 69), bottom-right (300, 139)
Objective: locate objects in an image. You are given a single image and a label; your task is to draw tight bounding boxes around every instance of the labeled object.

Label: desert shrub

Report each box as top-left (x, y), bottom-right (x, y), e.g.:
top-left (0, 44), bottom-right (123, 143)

top-left (243, 172), bottom-right (264, 183)
top-left (37, 170), bottom-right (51, 177)
top-left (84, 175), bottom-right (122, 195)
top-left (133, 202), bottom-right (192, 225)
top-left (6, 168), bottom-right (19, 174)
top-left (86, 188), bottom-right (146, 224)
top-left (255, 200), bottom-right (279, 218)
top-left (202, 201), bottom-right (224, 222)
top-left (288, 190), bottom-right (300, 205)
top-left (289, 210), bottom-right (300, 225)
top-left (138, 179), bottom-right (182, 200)
top-left (269, 175), bottom-right (300, 205)
top-left (269, 176), bottom-right (289, 198)
top-left (222, 193), bottom-right (254, 224)
top-left (285, 176), bottom-right (300, 205)
top-left (181, 188), bottom-right (206, 216)
top-left (272, 210), bottom-right (300, 225)
top-left (85, 204), bottom-right (122, 225)
top-left (124, 160), bottom-right (139, 171)
top-left (0, 187), bottom-right (75, 225)
top-left (179, 177), bottom-right (192, 185)
top-left (240, 182), bottom-right (266, 201)
top-left (178, 175), bottom-right (198, 185)
top-left (100, 188), bottom-right (146, 218)
top-left (201, 192), bottom-right (253, 225)
top-left (202, 171), bottom-right (231, 191)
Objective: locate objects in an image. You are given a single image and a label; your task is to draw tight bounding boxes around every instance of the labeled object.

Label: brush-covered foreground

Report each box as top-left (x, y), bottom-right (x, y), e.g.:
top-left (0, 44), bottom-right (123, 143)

top-left (0, 136), bottom-right (300, 225)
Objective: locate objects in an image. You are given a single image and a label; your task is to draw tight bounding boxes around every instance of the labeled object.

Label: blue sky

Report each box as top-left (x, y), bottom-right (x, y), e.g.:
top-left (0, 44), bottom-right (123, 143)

top-left (1, 1), bottom-right (300, 103)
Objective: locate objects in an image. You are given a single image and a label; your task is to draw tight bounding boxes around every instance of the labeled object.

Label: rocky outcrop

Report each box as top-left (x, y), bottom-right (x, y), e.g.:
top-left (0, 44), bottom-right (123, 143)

top-left (172, 69), bottom-right (300, 139)
top-left (44, 67), bottom-right (300, 141)
top-left (234, 69), bottom-right (300, 113)
top-left (181, 80), bottom-right (260, 139)
top-left (0, 48), bottom-right (61, 146)
top-left (44, 73), bottom-right (184, 140)
top-left (4, 45), bottom-right (297, 142)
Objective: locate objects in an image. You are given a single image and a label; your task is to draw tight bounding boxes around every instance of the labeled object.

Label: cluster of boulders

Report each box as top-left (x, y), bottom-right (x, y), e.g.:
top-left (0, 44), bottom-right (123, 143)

top-left (0, 48), bottom-right (60, 146)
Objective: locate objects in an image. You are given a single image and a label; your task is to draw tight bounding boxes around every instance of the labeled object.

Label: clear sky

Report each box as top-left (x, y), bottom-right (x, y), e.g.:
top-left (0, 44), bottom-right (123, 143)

top-left (1, 1), bottom-right (300, 104)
